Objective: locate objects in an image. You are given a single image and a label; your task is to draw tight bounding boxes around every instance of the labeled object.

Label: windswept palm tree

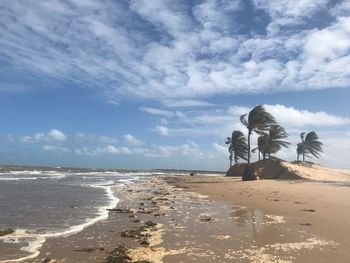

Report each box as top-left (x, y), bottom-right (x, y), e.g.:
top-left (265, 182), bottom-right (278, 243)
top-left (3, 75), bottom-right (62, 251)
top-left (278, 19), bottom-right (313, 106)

top-left (266, 125), bottom-right (290, 158)
top-left (297, 131), bottom-right (323, 162)
top-left (240, 105), bottom-right (277, 164)
top-left (252, 134), bottom-right (269, 160)
top-left (226, 131), bottom-right (248, 167)
top-left (225, 137), bottom-right (233, 167)
top-left (252, 126), bottom-right (289, 160)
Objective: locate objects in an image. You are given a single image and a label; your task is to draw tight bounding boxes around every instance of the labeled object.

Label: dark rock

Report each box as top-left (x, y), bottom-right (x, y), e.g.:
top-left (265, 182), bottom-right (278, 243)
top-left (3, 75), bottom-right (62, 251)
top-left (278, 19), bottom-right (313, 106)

top-left (242, 165), bottom-right (257, 181)
top-left (301, 209), bottom-right (316, 212)
top-left (0, 228), bottom-right (14, 237)
top-left (120, 227), bottom-right (147, 238)
top-left (103, 244), bottom-right (131, 263)
top-left (73, 247), bottom-right (105, 253)
top-left (139, 238), bottom-right (150, 246)
top-left (200, 217), bottom-right (212, 222)
top-left (299, 223), bottom-right (312, 226)
top-left (107, 208), bottom-right (133, 213)
top-left (143, 221), bottom-right (157, 227)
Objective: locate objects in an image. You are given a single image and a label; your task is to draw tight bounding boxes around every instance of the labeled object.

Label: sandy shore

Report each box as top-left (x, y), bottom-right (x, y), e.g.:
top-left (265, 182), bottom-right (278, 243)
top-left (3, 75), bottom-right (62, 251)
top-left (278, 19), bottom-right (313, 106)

top-left (164, 175), bottom-right (350, 262)
top-left (20, 168), bottom-right (350, 263)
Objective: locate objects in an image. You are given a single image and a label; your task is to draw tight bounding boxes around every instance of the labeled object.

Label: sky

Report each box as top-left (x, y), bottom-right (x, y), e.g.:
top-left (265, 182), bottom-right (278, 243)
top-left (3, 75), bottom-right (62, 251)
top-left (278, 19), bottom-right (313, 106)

top-left (0, 0), bottom-right (350, 171)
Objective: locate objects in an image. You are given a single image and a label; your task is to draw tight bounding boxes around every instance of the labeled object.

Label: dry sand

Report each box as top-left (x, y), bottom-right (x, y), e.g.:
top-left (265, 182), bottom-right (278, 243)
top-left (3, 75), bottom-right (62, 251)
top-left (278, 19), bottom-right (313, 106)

top-left (22, 162), bottom-right (350, 263)
top-left (164, 162), bottom-right (350, 262)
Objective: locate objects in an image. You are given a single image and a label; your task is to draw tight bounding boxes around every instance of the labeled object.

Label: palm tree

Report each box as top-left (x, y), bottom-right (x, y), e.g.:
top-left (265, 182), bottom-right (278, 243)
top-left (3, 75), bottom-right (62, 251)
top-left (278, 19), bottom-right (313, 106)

top-left (297, 142), bottom-right (307, 162)
top-left (240, 105), bottom-right (277, 164)
top-left (266, 125), bottom-right (290, 158)
top-left (225, 137), bottom-right (233, 167)
top-left (297, 132), bottom-right (323, 162)
top-left (226, 131), bottom-right (248, 167)
top-left (252, 134), bottom-right (269, 160)
top-left (252, 126), bottom-right (289, 160)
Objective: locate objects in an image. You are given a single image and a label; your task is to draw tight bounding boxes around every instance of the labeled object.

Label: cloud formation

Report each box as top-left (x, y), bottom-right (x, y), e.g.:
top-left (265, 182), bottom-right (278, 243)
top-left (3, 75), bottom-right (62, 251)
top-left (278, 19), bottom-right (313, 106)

top-left (123, 134), bottom-right (143, 146)
top-left (1, 0), bottom-right (350, 102)
top-left (21, 129), bottom-right (67, 143)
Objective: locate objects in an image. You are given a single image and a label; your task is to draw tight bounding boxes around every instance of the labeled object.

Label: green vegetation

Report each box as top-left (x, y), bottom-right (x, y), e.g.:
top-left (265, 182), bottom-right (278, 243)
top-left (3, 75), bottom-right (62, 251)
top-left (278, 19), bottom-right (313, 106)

top-left (226, 105), bottom-right (323, 180)
top-left (225, 131), bottom-right (248, 167)
top-left (297, 132), bottom-right (323, 162)
top-left (240, 105), bottom-right (277, 164)
top-left (253, 125), bottom-right (290, 160)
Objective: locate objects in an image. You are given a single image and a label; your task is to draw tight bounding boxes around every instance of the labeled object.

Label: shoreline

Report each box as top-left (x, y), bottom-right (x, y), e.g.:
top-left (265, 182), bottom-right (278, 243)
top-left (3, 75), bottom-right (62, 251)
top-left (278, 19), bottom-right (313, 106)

top-left (3, 173), bottom-right (350, 262)
top-left (0, 183), bottom-right (120, 263)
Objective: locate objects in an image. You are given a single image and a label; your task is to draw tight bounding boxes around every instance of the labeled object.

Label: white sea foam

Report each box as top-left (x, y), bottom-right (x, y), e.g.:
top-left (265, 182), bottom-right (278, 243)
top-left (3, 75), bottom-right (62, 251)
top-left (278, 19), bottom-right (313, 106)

top-left (0, 177), bottom-right (38, 181)
top-left (0, 168), bottom-right (154, 262)
top-left (0, 178), bottom-right (122, 263)
top-left (0, 171), bottom-right (68, 181)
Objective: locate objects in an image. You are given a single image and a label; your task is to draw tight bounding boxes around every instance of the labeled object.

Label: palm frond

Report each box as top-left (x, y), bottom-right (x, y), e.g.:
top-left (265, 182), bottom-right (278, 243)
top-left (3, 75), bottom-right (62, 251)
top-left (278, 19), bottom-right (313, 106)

top-left (240, 114), bottom-right (248, 128)
top-left (297, 131), bottom-right (323, 159)
top-left (228, 130), bottom-right (248, 162)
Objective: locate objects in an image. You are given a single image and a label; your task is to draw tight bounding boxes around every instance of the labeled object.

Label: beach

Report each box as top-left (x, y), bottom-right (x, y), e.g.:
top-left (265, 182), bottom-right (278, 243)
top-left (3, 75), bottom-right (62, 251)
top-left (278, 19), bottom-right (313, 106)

top-left (2, 163), bottom-right (350, 262)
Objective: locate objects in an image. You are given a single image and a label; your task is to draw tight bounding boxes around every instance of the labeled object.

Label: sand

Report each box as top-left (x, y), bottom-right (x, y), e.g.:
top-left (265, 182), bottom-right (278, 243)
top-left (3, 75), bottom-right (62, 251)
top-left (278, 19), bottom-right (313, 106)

top-left (19, 162), bottom-right (350, 262)
top-left (164, 167), bottom-right (350, 262)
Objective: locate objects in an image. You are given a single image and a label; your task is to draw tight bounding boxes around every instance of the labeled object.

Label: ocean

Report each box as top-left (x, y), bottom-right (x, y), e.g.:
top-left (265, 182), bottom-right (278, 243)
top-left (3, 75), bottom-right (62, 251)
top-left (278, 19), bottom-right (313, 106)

top-left (0, 165), bottom-right (165, 262)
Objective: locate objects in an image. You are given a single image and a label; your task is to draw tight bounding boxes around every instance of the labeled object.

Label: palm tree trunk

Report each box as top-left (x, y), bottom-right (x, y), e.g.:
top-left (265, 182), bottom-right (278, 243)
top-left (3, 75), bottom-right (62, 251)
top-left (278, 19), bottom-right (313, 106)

top-left (297, 153), bottom-right (299, 162)
top-left (247, 130), bottom-right (251, 164)
top-left (303, 153), bottom-right (305, 162)
top-left (258, 151), bottom-right (261, 161)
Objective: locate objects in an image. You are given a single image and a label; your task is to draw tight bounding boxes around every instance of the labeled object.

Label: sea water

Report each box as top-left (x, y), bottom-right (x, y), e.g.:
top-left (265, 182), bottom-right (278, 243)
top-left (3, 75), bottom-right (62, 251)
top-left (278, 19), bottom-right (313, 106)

top-left (0, 166), bottom-right (162, 262)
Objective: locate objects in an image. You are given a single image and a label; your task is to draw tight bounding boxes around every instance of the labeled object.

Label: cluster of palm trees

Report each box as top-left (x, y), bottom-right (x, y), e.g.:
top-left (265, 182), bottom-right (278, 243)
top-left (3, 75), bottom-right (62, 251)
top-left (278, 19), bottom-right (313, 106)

top-left (225, 105), bottom-right (323, 168)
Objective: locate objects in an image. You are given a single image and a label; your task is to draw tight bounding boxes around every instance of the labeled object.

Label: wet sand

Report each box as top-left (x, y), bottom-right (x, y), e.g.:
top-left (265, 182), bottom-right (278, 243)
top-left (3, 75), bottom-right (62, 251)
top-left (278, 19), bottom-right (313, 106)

top-left (164, 175), bottom-right (350, 262)
top-left (20, 175), bottom-right (350, 262)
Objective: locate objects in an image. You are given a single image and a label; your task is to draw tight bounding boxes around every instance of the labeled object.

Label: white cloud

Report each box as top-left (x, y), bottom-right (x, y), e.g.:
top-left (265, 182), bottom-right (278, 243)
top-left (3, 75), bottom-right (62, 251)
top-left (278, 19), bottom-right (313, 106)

top-left (1, 1), bottom-right (350, 103)
top-left (253, 0), bottom-right (330, 28)
top-left (123, 134), bottom-right (143, 146)
top-left (162, 99), bottom-right (215, 108)
top-left (75, 145), bottom-right (133, 156)
top-left (75, 133), bottom-right (117, 144)
top-left (140, 107), bottom-right (174, 117)
top-left (264, 104), bottom-right (350, 127)
top-left (20, 129), bottom-right (66, 143)
top-left (302, 17), bottom-right (350, 77)
top-left (330, 0), bottom-right (350, 16)
top-left (144, 142), bottom-right (205, 159)
top-left (319, 131), bottom-right (350, 169)
top-left (21, 136), bottom-right (34, 143)
top-left (155, 125), bottom-right (170, 136)
top-left (212, 142), bottom-right (228, 157)
top-left (49, 129), bottom-right (66, 141)
top-left (73, 141), bottom-right (206, 160)
top-left (43, 145), bottom-right (69, 153)
top-left (100, 145), bottom-right (133, 155)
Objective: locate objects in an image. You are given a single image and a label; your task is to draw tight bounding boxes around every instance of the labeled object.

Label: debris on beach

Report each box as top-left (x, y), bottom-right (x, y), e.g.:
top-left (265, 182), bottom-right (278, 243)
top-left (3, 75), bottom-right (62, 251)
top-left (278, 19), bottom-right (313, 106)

top-left (103, 244), bottom-right (132, 263)
top-left (0, 228), bottom-right (15, 237)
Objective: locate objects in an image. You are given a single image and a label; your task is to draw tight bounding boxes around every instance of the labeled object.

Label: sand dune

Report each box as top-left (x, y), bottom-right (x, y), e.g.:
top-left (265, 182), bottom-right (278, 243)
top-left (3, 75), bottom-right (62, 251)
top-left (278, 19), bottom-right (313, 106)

top-left (282, 162), bottom-right (350, 182)
top-left (227, 160), bottom-right (350, 182)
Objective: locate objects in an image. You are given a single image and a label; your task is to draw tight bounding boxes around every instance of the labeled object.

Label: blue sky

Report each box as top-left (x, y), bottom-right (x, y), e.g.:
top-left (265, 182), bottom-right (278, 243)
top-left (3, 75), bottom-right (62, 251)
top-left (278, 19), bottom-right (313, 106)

top-left (1, 0), bottom-right (350, 170)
